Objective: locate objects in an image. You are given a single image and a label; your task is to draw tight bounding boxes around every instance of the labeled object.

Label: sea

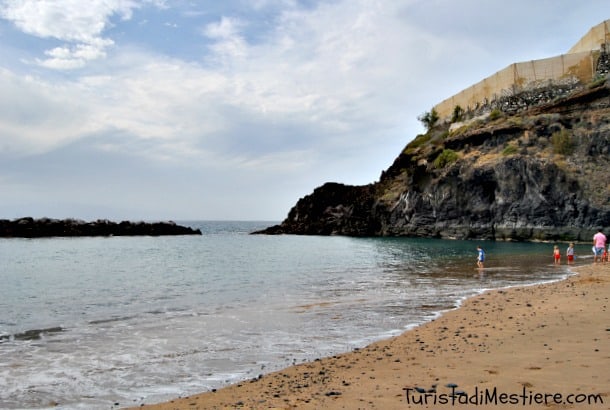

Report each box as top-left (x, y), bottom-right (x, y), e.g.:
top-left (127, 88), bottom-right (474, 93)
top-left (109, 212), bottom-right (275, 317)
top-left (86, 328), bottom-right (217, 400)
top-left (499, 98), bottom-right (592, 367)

top-left (0, 221), bottom-right (593, 410)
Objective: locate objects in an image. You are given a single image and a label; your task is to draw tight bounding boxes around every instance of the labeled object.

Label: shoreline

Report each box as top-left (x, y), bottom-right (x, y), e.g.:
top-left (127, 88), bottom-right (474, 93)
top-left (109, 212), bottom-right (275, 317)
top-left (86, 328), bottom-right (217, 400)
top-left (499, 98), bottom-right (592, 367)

top-left (127, 263), bottom-right (609, 409)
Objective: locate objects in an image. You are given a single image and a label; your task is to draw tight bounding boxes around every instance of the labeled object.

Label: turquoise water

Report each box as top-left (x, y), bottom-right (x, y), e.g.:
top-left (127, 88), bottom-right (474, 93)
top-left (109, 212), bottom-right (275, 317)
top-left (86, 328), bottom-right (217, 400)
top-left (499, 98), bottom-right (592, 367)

top-left (0, 221), bottom-right (590, 409)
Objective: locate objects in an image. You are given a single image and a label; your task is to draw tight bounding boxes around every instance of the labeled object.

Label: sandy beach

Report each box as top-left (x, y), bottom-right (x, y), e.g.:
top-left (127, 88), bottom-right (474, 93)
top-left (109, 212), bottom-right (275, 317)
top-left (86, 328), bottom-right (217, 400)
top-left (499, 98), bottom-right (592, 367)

top-left (128, 263), bottom-right (610, 409)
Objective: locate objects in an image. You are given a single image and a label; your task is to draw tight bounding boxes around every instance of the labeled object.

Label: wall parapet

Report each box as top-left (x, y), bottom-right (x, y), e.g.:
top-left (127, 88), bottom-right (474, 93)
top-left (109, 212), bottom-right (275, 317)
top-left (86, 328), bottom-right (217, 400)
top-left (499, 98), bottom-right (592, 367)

top-left (434, 20), bottom-right (610, 120)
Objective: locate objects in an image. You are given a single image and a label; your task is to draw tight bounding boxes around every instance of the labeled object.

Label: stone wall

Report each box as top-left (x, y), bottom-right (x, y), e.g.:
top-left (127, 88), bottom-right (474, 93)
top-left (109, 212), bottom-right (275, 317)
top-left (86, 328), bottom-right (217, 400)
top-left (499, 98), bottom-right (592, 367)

top-left (460, 78), bottom-right (582, 120)
top-left (434, 20), bottom-right (610, 120)
top-left (597, 44), bottom-right (610, 76)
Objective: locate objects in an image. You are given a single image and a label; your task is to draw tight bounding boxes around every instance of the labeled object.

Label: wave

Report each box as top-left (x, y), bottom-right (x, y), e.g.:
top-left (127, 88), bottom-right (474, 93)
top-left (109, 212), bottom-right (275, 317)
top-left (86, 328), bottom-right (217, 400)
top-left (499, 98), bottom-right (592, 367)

top-left (88, 316), bottom-right (135, 325)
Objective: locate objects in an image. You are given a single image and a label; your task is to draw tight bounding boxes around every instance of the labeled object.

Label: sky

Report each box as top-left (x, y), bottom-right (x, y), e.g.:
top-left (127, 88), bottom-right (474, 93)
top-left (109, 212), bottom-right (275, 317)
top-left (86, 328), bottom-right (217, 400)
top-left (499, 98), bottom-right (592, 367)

top-left (0, 1), bottom-right (607, 221)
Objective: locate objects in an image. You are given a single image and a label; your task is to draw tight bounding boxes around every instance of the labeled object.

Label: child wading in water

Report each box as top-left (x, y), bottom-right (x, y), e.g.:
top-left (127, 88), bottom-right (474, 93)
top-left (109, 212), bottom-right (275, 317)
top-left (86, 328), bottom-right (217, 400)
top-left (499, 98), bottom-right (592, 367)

top-left (476, 246), bottom-right (485, 268)
top-left (566, 243), bottom-right (575, 265)
top-left (553, 245), bottom-right (561, 265)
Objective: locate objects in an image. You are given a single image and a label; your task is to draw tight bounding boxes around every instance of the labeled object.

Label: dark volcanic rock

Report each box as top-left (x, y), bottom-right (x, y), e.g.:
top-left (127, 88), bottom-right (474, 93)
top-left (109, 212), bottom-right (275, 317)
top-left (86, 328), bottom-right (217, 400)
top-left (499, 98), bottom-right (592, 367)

top-left (254, 182), bottom-right (379, 236)
top-left (255, 83), bottom-right (610, 241)
top-left (0, 218), bottom-right (202, 238)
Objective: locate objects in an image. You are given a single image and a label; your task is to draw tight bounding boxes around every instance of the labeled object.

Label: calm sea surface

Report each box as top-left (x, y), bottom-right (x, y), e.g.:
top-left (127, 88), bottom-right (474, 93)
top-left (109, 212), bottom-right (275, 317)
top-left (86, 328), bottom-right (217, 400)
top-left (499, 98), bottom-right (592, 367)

top-left (0, 221), bottom-right (591, 409)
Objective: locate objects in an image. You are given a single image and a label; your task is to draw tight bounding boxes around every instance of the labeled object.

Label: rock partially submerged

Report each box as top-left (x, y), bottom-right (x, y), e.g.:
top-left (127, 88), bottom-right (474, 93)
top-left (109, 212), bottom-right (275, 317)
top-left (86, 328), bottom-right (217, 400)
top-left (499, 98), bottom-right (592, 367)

top-left (0, 217), bottom-right (202, 238)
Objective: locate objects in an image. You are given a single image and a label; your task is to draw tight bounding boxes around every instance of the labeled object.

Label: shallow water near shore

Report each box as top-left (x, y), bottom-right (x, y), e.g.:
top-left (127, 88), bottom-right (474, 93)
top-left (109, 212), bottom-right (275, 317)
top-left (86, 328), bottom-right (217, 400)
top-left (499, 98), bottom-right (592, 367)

top-left (0, 221), bottom-right (591, 409)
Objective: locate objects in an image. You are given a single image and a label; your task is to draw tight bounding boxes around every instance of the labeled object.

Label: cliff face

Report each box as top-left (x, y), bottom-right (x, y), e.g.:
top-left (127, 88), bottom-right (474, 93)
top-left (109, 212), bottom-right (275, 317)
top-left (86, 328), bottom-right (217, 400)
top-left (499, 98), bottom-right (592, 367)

top-left (256, 82), bottom-right (610, 241)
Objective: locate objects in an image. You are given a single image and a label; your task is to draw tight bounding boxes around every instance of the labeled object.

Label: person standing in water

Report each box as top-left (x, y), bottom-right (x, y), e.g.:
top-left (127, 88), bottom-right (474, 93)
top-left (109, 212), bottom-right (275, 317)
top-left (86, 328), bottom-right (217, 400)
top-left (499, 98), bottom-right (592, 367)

top-left (553, 245), bottom-right (561, 265)
top-left (476, 246), bottom-right (485, 268)
top-left (566, 243), bottom-right (575, 265)
top-left (593, 229), bottom-right (607, 263)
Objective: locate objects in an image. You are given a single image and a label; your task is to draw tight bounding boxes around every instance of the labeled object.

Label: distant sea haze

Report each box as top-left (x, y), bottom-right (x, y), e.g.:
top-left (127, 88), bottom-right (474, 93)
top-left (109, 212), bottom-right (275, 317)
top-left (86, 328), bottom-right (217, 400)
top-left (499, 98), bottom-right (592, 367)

top-left (0, 221), bottom-right (583, 409)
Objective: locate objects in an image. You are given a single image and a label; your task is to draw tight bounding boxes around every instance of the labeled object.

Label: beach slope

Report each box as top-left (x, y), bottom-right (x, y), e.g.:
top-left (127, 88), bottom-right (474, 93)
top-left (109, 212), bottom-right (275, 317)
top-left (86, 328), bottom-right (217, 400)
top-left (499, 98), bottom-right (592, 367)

top-left (128, 264), bottom-right (610, 409)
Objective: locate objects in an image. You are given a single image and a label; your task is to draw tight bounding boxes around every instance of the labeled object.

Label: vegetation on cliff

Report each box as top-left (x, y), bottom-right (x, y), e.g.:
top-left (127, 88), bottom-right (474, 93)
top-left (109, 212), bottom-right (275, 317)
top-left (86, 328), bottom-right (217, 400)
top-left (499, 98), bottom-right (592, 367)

top-left (256, 79), bottom-right (610, 241)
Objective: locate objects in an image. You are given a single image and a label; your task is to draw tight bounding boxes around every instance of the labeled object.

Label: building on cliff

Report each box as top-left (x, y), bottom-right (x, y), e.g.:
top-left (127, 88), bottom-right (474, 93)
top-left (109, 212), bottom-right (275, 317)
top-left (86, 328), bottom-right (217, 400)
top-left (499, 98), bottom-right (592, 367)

top-left (434, 19), bottom-right (610, 120)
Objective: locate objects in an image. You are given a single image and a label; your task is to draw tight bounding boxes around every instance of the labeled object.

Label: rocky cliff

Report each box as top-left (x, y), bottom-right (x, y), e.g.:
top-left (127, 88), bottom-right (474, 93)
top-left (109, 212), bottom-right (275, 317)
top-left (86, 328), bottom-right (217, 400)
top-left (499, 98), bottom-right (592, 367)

top-left (256, 80), bottom-right (610, 241)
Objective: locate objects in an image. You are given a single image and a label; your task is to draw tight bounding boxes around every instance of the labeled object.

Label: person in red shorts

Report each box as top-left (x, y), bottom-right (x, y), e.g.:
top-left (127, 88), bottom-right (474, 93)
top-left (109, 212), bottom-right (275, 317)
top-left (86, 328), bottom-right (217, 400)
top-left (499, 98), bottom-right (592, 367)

top-left (553, 245), bottom-right (561, 265)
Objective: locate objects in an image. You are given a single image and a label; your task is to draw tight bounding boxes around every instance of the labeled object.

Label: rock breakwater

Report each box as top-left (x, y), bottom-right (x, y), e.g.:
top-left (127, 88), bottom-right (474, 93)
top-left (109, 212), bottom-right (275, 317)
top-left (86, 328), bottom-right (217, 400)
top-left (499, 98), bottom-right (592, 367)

top-left (0, 217), bottom-right (201, 237)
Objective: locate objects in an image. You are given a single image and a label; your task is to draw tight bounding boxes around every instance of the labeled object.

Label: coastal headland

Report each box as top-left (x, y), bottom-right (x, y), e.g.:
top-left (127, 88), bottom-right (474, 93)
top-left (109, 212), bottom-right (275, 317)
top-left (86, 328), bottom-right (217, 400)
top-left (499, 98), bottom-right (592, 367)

top-left (254, 22), bottom-right (610, 240)
top-left (0, 217), bottom-right (201, 237)
top-left (127, 263), bottom-right (610, 409)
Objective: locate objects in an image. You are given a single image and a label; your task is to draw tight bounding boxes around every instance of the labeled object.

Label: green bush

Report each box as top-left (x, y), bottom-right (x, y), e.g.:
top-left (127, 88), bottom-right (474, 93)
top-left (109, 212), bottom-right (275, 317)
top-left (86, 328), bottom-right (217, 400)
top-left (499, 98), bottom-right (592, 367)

top-left (418, 108), bottom-right (439, 131)
top-left (451, 105), bottom-right (464, 123)
top-left (588, 75), bottom-right (607, 89)
top-left (551, 129), bottom-right (574, 155)
top-left (405, 134), bottom-right (431, 152)
top-left (502, 144), bottom-right (518, 156)
top-left (489, 109), bottom-right (502, 121)
top-left (431, 131), bottom-right (450, 146)
top-left (434, 149), bottom-right (459, 169)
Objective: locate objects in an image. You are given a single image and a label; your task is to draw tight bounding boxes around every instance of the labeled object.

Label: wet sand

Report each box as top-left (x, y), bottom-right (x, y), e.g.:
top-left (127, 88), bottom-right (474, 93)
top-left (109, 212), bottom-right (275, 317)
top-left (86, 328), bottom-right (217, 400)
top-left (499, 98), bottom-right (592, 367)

top-left (127, 263), bottom-right (610, 409)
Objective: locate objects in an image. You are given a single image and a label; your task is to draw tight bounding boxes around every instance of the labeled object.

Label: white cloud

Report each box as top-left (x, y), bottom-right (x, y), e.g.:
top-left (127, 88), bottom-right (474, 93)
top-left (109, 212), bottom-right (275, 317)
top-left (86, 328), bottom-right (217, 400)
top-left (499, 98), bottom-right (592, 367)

top-left (38, 42), bottom-right (111, 69)
top-left (203, 16), bottom-right (249, 63)
top-left (0, 0), bottom-right (159, 69)
top-left (0, 67), bottom-right (95, 154)
top-left (200, 0), bottom-right (438, 138)
top-left (204, 16), bottom-right (244, 40)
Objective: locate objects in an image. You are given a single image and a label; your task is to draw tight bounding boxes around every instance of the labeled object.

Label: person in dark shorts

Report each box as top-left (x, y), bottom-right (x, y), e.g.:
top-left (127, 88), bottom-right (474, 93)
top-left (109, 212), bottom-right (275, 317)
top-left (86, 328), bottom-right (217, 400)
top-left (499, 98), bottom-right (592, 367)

top-left (566, 243), bottom-right (575, 264)
top-left (593, 230), bottom-right (607, 263)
